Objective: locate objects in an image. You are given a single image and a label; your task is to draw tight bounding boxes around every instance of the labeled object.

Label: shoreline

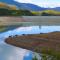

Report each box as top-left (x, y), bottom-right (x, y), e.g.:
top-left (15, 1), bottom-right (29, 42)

top-left (5, 31), bottom-right (60, 53)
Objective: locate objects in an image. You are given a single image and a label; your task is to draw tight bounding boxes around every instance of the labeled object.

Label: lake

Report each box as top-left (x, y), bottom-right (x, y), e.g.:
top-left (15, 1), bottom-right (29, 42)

top-left (0, 26), bottom-right (60, 60)
top-left (1, 16), bottom-right (60, 26)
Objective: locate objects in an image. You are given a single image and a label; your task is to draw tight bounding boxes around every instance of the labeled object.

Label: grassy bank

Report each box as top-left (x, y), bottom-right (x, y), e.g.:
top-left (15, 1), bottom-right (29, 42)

top-left (5, 31), bottom-right (60, 60)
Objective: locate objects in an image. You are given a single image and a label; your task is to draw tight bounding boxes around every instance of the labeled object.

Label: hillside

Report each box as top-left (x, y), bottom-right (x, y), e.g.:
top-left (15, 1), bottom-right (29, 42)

top-left (32, 10), bottom-right (60, 16)
top-left (0, 0), bottom-right (60, 12)
top-left (0, 0), bottom-right (47, 11)
top-left (0, 2), bottom-right (17, 10)
top-left (0, 1), bottom-right (60, 16)
top-left (0, 2), bottom-right (35, 16)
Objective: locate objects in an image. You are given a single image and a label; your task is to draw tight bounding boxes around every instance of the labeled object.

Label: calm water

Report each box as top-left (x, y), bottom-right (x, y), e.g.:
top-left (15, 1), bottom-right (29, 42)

top-left (0, 26), bottom-right (60, 60)
top-left (0, 26), bottom-right (40, 60)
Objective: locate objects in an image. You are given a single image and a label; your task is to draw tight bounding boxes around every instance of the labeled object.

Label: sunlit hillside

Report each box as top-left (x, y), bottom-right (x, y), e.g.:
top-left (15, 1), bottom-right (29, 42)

top-left (0, 2), bottom-right (35, 16)
top-left (0, 2), bottom-right (17, 10)
top-left (32, 10), bottom-right (60, 16)
top-left (42, 10), bottom-right (60, 15)
top-left (0, 2), bottom-right (60, 16)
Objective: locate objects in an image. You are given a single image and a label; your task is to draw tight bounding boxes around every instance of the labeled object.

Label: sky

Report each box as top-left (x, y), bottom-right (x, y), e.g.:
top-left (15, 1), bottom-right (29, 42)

top-left (15, 0), bottom-right (60, 8)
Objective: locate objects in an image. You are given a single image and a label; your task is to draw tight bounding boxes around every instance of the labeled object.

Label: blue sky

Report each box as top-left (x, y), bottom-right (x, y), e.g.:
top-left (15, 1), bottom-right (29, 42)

top-left (15, 0), bottom-right (60, 8)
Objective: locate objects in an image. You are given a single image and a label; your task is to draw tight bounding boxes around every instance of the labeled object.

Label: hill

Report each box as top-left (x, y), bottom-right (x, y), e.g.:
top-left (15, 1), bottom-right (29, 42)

top-left (0, 0), bottom-right (47, 11)
top-left (0, 2), bottom-right (35, 16)
top-left (51, 7), bottom-right (60, 11)
top-left (0, 2), bottom-right (17, 10)
top-left (32, 10), bottom-right (60, 16)
top-left (0, 0), bottom-right (60, 16)
top-left (0, 0), bottom-right (60, 11)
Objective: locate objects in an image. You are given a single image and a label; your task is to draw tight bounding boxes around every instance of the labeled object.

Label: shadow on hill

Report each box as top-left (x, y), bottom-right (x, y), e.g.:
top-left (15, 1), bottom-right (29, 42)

top-left (0, 8), bottom-right (36, 16)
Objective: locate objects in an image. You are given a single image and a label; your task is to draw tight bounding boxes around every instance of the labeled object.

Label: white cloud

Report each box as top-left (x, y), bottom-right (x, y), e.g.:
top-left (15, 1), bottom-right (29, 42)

top-left (14, 0), bottom-right (60, 8)
top-left (15, 0), bottom-right (32, 3)
top-left (38, 2), bottom-right (60, 8)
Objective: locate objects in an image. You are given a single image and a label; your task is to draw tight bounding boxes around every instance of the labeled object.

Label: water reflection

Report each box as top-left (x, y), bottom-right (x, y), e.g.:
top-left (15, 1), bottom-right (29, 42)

top-left (0, 43), bottom-right (30, 60)
top-left (40, 26), bottom-right (60, 33)
top-left (0, 26), bottom-right (40, 60)
top-left (0, 26), bottom-right (60, 60)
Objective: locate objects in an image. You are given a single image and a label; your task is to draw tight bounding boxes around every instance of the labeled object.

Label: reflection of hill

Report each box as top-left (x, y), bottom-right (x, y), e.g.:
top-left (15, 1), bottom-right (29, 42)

top-left (5, 31), bottom-right (60, 53)
top-left (0, 25), bottom-right (20, 32)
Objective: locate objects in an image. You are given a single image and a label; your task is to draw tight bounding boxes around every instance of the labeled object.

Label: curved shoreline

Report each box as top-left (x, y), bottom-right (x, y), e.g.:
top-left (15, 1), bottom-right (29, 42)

top-left (5, 31), bottom-right (60, 53)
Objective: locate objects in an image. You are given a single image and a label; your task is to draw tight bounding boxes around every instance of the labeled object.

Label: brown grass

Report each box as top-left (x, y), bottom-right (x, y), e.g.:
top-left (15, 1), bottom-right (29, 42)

top-left (5, 31), bottom-right (60, 53)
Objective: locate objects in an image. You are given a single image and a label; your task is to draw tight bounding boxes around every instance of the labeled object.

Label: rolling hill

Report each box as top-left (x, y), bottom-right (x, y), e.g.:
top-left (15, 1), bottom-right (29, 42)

top-left (0, 0), bottom-right (60, 16)
top-left (0, 0), bottom-right (60, 11)
top-left (50, 7), bottom-right (60, 11)
top-left (0, 0), bottom-right (47, 11)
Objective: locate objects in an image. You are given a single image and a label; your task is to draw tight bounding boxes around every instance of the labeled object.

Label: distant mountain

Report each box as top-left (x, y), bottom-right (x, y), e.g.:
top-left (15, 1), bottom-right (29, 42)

top-left (46, 7), bottom-right (60, 11)
top-left (0, 0), bottom-right (60, 11)
top-left (0, 0), bottom-right (47, 11)
top-left (52, 7), bottom-right (60, 11)
top-left (15, 3), bottom-right (47, 11)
